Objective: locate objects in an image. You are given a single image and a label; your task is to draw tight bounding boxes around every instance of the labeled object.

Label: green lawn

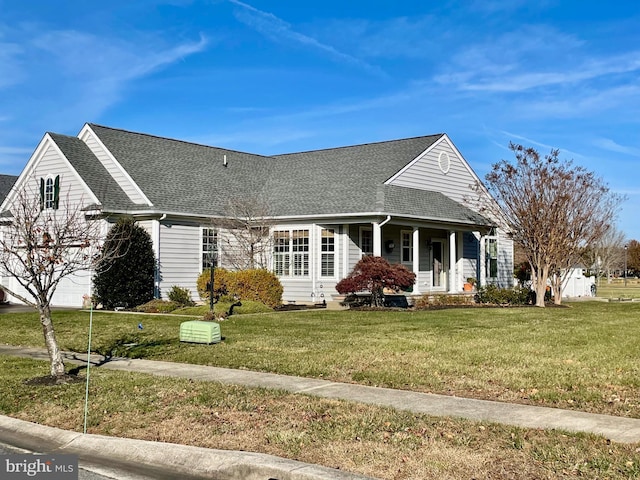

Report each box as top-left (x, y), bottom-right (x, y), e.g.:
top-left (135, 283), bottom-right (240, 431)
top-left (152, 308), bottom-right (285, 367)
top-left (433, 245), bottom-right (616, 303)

top-left (3, 301), bottom-right (640, 417)
top-left (596, 277), bottom-right (640, 299)
top-left (3, 302), bottom-right (640, 479)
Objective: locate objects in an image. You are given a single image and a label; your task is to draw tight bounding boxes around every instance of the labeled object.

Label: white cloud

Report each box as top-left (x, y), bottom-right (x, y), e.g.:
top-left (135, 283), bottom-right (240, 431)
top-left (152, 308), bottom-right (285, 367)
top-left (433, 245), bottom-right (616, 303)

top-left (593, 138), bottom-right (640, 157)
top-left (227, 0), bottom-right (384, 76)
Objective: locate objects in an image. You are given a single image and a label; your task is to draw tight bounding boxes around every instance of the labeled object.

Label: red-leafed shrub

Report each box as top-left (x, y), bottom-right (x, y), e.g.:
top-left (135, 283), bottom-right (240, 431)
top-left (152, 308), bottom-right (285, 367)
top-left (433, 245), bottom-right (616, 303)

top-left (336, 256), bottom-right (415, 307)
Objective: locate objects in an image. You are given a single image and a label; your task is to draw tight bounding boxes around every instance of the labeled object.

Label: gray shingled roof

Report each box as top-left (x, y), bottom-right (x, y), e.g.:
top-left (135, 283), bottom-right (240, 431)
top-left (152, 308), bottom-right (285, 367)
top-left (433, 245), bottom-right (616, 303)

top-left (0, 174), bottom-right (18, 204)
top-left (48, 134), bottom-right (141, 211)
top-left (67, 124), bottom-right (491, 228)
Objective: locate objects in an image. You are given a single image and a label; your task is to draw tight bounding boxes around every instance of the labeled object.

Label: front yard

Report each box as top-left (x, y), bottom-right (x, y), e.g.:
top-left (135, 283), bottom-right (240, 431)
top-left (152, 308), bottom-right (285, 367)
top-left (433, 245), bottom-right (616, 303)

top-left (2, 301), bottom-right (640, 478)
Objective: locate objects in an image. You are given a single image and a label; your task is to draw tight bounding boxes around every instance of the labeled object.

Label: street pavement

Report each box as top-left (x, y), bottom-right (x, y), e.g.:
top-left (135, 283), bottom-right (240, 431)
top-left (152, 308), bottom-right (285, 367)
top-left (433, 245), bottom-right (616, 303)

top-left (2, 344), bottom-right (640, 479)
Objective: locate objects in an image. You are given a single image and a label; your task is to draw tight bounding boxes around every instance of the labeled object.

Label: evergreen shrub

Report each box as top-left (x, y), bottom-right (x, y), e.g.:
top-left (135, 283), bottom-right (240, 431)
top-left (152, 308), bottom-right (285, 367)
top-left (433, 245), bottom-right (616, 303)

top-left (93, 217), bottom-right (155, 309)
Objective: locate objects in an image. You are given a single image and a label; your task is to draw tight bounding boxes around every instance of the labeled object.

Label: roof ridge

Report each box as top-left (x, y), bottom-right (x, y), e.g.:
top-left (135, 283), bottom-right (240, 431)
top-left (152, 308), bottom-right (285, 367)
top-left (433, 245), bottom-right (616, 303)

top-left (274, 133), bottom-right (445, 157)
top-left (86, 123), bottom-right (273, 159)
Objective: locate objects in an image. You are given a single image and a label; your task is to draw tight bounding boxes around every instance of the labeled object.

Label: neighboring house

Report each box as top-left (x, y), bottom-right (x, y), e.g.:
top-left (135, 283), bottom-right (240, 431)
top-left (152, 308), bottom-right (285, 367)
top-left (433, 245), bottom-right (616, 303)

top-left (0, 174), bottom-right (18, 303)
top-left (0, 124), bottom-right (513, 307)
top-left (559, 267), bottom-right (596, 298)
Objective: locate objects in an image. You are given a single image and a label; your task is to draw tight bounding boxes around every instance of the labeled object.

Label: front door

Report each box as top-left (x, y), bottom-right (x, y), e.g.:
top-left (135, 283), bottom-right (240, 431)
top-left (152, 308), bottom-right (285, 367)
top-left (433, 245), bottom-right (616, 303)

top-left (432, 240), bottom-right (445, 288)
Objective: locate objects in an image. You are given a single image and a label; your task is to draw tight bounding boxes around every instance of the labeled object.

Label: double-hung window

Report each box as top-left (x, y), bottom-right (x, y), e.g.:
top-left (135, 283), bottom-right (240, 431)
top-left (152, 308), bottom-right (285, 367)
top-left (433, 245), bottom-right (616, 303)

top-left (321, 228), bottom-right (335, 277)
top-left (360, 228), bottom-right (373, 257)
top-left (202, 228), bottom-right (218, 270)
top-left (485, 229), bottom-right (498, 280)
top-left (292, 229), bottom-right (309, 276)
top-left (273, 229), bottom-right (309, 277)
top-left (401, 230), bottom-right (413, 264)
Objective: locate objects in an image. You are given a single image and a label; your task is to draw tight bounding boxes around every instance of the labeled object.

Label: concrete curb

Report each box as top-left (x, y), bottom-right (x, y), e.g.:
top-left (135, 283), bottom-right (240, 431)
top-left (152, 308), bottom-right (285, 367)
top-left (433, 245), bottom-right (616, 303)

top-left (0, 416), bottom-right (375, 480)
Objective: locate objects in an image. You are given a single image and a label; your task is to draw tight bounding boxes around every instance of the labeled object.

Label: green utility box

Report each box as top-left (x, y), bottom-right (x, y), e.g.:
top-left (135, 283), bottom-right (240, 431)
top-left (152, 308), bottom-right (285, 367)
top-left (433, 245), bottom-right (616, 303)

top-left (179, 320), bottom-right (221, 344)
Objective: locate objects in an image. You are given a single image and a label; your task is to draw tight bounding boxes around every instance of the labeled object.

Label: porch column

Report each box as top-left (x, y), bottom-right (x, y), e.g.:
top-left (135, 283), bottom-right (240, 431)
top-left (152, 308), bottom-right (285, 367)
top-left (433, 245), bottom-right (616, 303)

top-left (342, 224), bottom-right (349, 277)
top-left (373, 222), bottom-right (382, 256)
top-left (449, 230), bottom-right (457, 292)
top-left (412, 227), bottom-right (420, 295)
top-left (479, 233), bottom-right (486, 287)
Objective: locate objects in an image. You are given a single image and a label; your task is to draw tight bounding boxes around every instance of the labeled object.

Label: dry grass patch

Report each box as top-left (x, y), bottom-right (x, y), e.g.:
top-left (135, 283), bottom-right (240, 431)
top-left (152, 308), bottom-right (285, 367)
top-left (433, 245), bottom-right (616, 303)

top-left (2, 356), bottom-right (640, 480)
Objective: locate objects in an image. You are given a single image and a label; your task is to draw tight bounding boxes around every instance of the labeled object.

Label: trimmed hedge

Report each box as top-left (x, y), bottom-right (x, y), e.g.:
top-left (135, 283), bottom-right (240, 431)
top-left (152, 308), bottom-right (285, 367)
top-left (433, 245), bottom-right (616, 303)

top-left (475, 284), bottom-right (532, 305)
top-left (197, 268), bottom-right (283, 309)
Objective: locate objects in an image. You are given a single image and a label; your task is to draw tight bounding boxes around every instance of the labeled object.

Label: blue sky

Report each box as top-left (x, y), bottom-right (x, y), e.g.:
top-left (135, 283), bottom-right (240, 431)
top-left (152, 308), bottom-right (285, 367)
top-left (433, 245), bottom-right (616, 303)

top-left (1, 0), bottom-right (639, 239)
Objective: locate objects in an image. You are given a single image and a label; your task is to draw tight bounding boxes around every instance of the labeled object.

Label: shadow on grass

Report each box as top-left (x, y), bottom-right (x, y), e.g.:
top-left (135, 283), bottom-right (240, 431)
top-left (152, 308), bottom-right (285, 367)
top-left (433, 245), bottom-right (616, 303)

top-left (66, 336), bottom-right (176, 375)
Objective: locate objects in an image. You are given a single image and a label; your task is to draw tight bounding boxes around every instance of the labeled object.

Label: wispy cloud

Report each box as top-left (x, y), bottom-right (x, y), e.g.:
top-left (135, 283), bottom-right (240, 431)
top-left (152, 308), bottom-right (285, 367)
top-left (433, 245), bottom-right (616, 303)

top-left (227, 0), bottom-right (384, 76)
top-left (593, 138), bottom-right (640, 157)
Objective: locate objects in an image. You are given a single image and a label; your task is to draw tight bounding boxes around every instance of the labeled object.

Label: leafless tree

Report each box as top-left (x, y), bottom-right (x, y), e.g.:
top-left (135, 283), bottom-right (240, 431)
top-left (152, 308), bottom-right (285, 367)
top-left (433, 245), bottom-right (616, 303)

top-left (580, 225), bottom-right (626, 284)
top-left (481, 143), bottom-right (623, 307)
top-left (212, 195), bottom-right (273, 270)
top-left (0, 176), bottom-right (122, 379)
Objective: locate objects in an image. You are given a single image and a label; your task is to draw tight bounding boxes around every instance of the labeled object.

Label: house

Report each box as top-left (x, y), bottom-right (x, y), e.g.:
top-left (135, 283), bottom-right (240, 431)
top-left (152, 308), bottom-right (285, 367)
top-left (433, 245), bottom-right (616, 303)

top-left (0, 124), bottom-right (513, 307)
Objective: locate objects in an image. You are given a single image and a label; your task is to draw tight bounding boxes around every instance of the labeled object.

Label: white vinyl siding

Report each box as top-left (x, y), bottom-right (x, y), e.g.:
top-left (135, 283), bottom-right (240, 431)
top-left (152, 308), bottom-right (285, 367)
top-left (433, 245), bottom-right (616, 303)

top-left (79, 127), bottom-right (150, 205)
top-left (157, 222), bottom-right (200, 300)
top-left (386, 137), bottom-right (479, 205)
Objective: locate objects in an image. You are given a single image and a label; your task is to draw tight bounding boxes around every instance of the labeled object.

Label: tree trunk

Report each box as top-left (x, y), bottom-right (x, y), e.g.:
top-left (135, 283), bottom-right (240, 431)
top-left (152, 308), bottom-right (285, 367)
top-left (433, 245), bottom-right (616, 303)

top-left (39, 304), bottom-right (65, 377)
top-left (533, 265), bottom-right (549, 308)
top-left (371, 287), bottom-right (384, 307)
top-left (552, 274), bottom-right (563, 305)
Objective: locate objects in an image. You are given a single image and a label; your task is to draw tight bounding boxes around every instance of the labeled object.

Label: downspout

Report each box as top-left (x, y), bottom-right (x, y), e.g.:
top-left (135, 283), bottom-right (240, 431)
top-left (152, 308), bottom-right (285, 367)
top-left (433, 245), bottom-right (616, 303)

top-left (373, 216), bottom-right (391, 257)
top-left (153, 214), bottom-right (166, 298)
top-left (379, 215), bottom-right (392, 228)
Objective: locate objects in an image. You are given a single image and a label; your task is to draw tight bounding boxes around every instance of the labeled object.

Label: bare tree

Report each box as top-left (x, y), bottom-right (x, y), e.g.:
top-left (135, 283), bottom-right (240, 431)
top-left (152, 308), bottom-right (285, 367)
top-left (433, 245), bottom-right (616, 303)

top-left (482, 143), bottom-right (623, 307)
top-left (212, 195), bottom-right (273, 270)
top-left (0, 177), bottom-right (117, 379)
top-left (580, 225), bottom-right (626, 284)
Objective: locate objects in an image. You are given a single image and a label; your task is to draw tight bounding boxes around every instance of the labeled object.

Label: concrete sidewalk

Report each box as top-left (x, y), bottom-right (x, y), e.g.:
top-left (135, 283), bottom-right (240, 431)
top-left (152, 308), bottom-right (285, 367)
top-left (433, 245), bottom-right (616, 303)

top-left (2, 344), bottom-right (640, 479)
top-left (2, 344), bottom-right (640, 443)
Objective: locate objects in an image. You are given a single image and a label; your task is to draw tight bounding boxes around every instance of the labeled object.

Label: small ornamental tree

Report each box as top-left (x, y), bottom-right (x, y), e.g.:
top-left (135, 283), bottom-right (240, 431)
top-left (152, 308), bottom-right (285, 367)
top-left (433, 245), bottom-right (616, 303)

top-left (336, 256), bottom-right (415, 307)
top-left (93, 217), bottom-right (155, 309)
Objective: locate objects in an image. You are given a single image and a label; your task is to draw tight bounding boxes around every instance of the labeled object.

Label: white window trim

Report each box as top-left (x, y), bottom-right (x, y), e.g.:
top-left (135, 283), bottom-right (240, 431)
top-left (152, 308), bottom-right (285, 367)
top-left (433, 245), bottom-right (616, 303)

top-left (273, 228), bottom-right (310, 277)
top-left (320, 227), bottom-right (336, 278)
top-left (359, 226), bottom-right (373, 258)
top-left (400, 229), bottom-right (413, 265)
top-left (201, 227), bottom-right (218, 272)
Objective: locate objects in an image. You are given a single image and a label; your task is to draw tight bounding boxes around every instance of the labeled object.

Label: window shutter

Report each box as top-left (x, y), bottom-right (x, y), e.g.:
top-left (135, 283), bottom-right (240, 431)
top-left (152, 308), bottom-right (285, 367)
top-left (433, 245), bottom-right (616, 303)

top-left (39, 178), bottom-right (45, 210)
top-left (53, 175), bottom-right (60, 209)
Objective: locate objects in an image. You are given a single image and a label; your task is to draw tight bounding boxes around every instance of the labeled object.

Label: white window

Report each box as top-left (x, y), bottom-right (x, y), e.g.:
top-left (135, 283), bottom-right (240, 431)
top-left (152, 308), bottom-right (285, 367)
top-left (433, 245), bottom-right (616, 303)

top-left (401, 230), bottom-right (413, 264)
top-left (485, 229), bottom-right (498, 280)
top-left (40, 175), bottom-right (60, 210)
top-left (321, 228), bottom-right (335, 277)
top-left (202, 228), bottom-right (218, 270)
top-left (360, 227), bottom-right (373, 257)
top-left (273, 229), bottom-right (309, 277)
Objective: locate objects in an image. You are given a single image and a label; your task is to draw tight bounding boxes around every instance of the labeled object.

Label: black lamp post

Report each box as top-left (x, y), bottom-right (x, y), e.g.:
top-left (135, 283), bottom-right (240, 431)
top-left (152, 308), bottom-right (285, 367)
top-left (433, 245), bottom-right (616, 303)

top-left (209, 246), bottom-right (217, 311)
top-left (624, 244), bottom-right (628, 287)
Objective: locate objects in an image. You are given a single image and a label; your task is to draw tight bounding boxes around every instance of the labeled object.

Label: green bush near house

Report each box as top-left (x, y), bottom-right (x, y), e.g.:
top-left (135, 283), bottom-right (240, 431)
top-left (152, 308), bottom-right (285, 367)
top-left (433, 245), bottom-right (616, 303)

top-left (475, 284), bottom-right (532, 305)
top-left (196, 268), bottom-right (283, 309)
top-left (167, 285), bottom-right (195, 307)
top-left (196, 268), bottom-right (232, 301)
top-left (134, 299), bottom-right (179, 313)
top-left (93, 217), bottom-right (156, 310)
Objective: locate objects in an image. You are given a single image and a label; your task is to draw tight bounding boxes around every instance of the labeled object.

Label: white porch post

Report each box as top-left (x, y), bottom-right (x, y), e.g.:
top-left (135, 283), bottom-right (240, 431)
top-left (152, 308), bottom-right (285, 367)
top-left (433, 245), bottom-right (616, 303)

top-left (373, 222), bottom-right (382, 256)
top-left (479, 233), bottom-right (486, 287)
top-left (412, 227), bottom-right (420, 295)
top-left (449, 230), bottom-right (457, 292)
top-left (342, 224), bottom-right (349, 277)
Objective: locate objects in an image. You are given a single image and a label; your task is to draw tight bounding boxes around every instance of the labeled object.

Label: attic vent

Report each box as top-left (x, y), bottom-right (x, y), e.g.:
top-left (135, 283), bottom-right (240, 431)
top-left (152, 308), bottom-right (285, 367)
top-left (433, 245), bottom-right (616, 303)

top-left (438, 152), bottom-right (451, 174)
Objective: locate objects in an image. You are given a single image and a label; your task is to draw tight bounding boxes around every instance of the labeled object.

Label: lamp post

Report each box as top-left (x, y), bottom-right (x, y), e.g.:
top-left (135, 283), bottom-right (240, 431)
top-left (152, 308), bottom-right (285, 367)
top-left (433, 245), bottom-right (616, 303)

top-left (624, 244), bottom-right (628, 287)
top-left (209, 244), bottom-right (217, 311)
